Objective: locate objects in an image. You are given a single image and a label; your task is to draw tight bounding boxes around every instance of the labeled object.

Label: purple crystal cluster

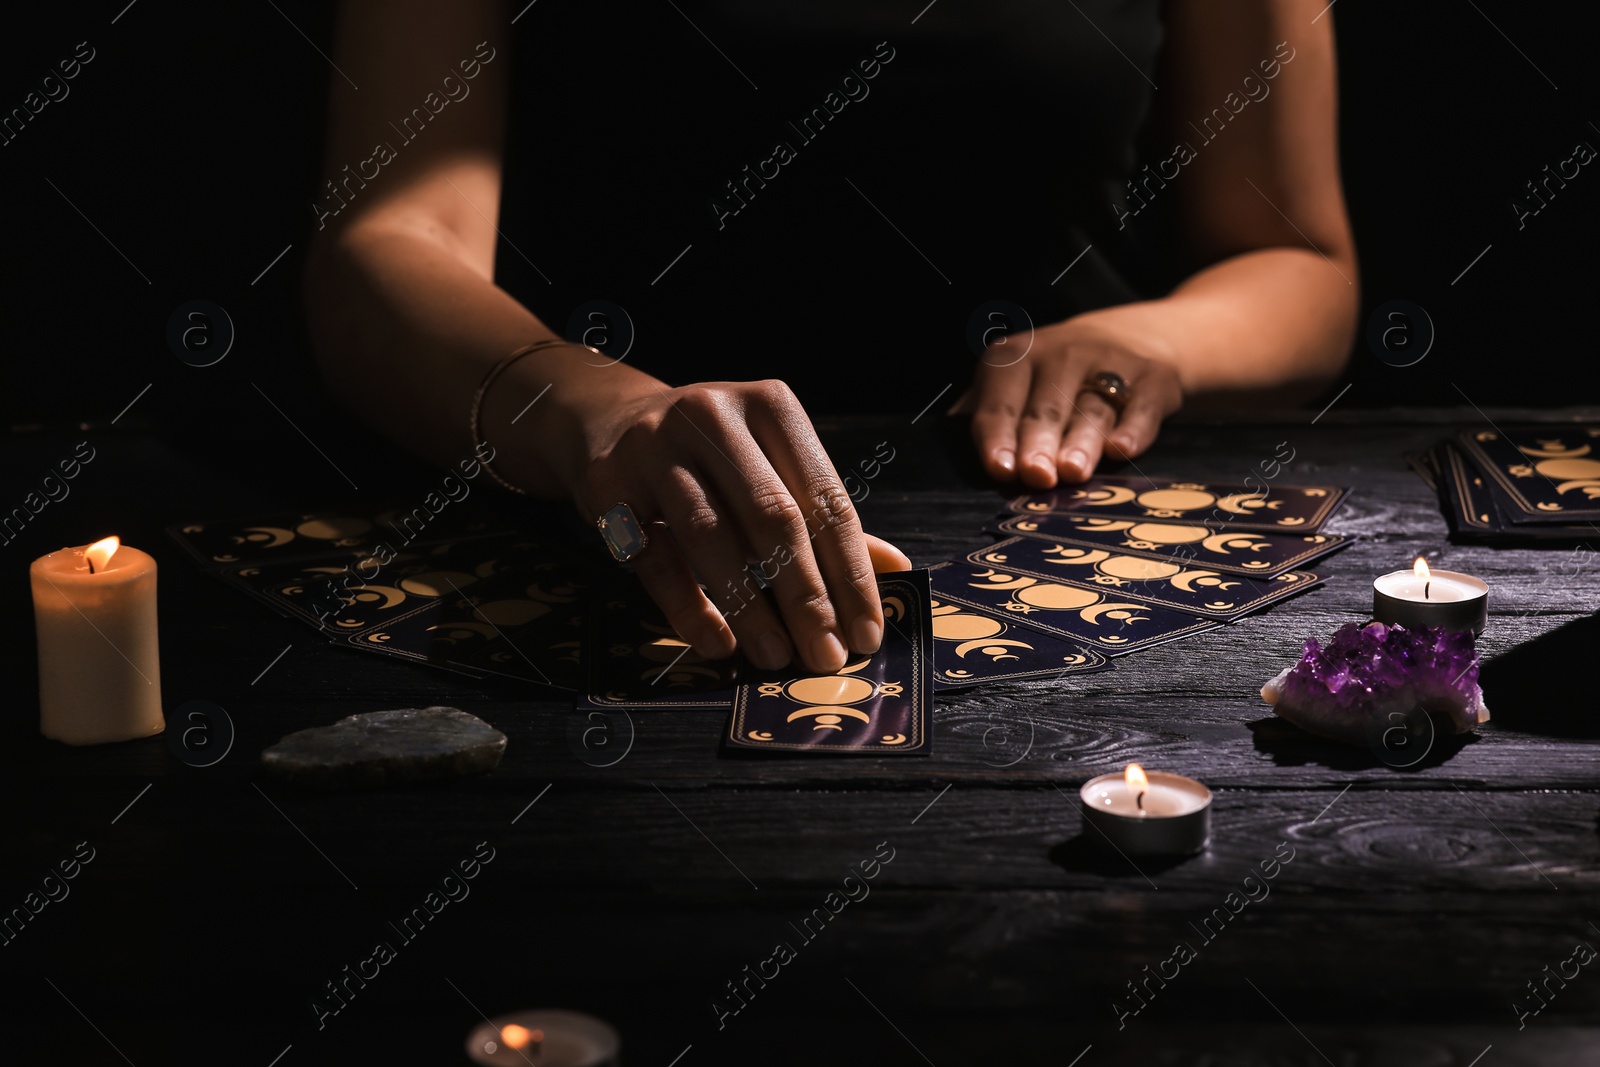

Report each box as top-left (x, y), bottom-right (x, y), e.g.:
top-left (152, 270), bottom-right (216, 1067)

top-left (1261, 621), bottom-right (1490, 744)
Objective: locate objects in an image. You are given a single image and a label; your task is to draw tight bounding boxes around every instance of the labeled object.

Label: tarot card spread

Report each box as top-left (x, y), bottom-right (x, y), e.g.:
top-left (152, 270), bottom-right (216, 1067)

top-left (967, 538), bottom-right (1321, 621)
top-left (928, 562), bottom-right (1218, 655)
top-left (996, 514), bottom-right (1347, 577)
top-left (929, 594), bottom-right (1109, 688)
top-left (168, 510), bottom-right (500, 567)
top-left (1009, 476), bottom-right (1347, 533)
top-left (188, 526), bottom-right (593, 690)
top-left (726, 573), bottom-right (933, 754)
top-left (329, 538), bottom-right (589, 689)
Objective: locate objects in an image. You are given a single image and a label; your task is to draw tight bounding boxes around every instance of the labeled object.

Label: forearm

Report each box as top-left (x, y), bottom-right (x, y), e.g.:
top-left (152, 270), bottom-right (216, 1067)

top-left (1068, 246), bottom-right (1357, 403)
top-left (305, 219), bottom-right (663, 497)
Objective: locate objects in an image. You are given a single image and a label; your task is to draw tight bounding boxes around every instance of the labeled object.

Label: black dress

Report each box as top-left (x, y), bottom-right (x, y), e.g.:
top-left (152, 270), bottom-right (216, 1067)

top-left (499, 0), bottom-right (1168, 413)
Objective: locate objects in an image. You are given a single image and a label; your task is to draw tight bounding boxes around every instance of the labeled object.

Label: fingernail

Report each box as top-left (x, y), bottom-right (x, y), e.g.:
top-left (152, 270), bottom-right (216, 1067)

top-left (851, 617), bottom-right (883, 654)
top-left (754, 632), bottom-right (790, 671)
top-left (1031, 453), bottom-right (1054, 474)
top-left (813, 631), bottom-right (848, 672)
top-left (1065, 448), bottom-right (1089, 475)
top-left (995, 449), bottom-right (1015, 474)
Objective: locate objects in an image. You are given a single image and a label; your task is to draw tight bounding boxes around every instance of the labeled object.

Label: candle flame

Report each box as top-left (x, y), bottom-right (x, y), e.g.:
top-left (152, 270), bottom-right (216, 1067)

top-left (85, 536), bottom-right (120, 572)
top-left (500, 1025), bottom-right (542, 1050)
top-left (1125, 763), bottom-right (1148, 793)
top-left (1413, 556), bottom-right (1431, 582)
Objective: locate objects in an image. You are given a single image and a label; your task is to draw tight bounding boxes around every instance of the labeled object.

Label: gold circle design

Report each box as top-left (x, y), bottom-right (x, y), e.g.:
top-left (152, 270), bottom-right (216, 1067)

top-left (1099, 556), bottom-right (1181, 580)
top-left (1015, 584), bottom-right (1100, 610)
top-left (1127, 522), bottom-right (1207, 544)
top-left (933, 614), bottom-right (1006, 641)
top-left (1136, 488), bottom-right (1215, 511)
top-left (296, 517), bottom-right (373, 540)
top-left (786, 675), bottom-right (878, 705)
top-left (1536, 457), bottom-right (1600, 480)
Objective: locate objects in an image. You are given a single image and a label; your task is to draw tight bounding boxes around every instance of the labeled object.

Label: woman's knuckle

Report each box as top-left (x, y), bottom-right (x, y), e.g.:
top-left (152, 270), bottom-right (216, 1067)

top-left (843, 555), bottom-right (876, 590)
top-left (675, 386), bottom-right (723, 421)
top-left (1022, 402), bottom-right (1066, 424)
top-left (782, 583), bottom-right (833, 618)
top-left (756, 378), bottom-right (796, 402)
top-left (810, 486), bottom-right (858, 536)
top-left (682, 502), bottom-right (723, 538)
top-left (751, 485), bottom-right (805, 532)
top-left (976, 400), bottom-right (1021, 422)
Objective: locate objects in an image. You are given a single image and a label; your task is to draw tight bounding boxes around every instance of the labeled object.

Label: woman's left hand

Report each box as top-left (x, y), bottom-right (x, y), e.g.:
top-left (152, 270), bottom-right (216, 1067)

top-left (952, 316), bottom-right (1184, 488)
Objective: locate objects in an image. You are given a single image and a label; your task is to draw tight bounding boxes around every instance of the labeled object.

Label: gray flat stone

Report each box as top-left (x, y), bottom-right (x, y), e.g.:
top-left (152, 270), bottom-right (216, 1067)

top-left (261, 707), bottom-right (506, 788)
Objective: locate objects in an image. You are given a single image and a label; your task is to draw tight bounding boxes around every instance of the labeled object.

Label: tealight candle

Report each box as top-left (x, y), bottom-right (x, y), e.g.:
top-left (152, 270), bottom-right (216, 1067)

top-left (1079, 764), bottom-right (1211, 856)
top-left (30, 536), bottom-right (165, 745)
top-left (1372, 556), bottom-right (1487, 635)
top-left (465, 1009), bottom-right (619, 1067)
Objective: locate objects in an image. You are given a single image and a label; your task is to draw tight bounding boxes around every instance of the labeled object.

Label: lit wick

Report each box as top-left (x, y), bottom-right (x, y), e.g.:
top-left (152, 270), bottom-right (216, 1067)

top-left (1413, 556), bottom-right (1432, 601)
top-left (84, 536), bottom-right (120, 576)
top-left (1125, 763), bottom-right (1149, 816)
top-left (501, 1025), bottom-right (543, 1056)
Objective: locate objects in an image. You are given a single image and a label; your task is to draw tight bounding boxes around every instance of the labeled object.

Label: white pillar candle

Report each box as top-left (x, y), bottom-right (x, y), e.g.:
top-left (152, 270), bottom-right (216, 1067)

top-left (1372, 556), bottom-right (1487, 634)
top-left (30, 536), bottom-right (164, 745)
top-left (1079, 764), bottom-right (1211, 856)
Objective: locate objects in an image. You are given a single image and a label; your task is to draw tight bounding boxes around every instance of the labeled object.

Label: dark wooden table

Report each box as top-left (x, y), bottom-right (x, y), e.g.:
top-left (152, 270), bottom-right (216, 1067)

top-left (4, 409), bottom-right (1599, 1066)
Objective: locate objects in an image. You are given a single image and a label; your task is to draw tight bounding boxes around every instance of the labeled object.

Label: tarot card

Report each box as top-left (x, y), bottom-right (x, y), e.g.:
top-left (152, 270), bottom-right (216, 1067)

top-left (1440, 442), bottom-right (1502, 537)
top-left (1437, 442), bottom-right (1595, 544)
top-left (1008, 476), bottom-right (1347, 533)
top-left (967, 538), bottom-right (1321, 621)
top-left (578, 579), bottom-right (739, 711)
top-left (225, 534), bottom-right (574, 636)
top-left (928, 562), bottom-right (1217, 656)
top-left (930, 593), bottom-right (1109, 688)
top-left (1457, 426), bottom-right (1600, 522)
top-left (336, 543), bottom-right (591, 689)
top-left (1404, 449), bottom-right (1441, 493)
top-left (343, 593), bottom-right (586, 690)
top-left (168, 508), bottom-right (500, 568)
top-left (996, 514), bottom-right (1347, 577)
top-left (725, 572), bottom-right (932, 754)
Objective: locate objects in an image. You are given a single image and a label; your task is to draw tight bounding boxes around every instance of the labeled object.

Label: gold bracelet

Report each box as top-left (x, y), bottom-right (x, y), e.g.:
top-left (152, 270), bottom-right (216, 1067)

top-left (469, 338), bottom-right (599, 494)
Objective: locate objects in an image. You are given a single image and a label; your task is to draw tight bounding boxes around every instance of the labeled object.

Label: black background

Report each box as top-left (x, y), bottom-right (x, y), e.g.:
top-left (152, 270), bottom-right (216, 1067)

top-left (3, 1), bottom-right (1598, 442)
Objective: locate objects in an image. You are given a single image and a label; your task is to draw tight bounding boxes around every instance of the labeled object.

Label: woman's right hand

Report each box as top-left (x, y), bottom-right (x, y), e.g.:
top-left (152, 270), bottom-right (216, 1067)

top-left (555, 374), bottom-right (899, 674)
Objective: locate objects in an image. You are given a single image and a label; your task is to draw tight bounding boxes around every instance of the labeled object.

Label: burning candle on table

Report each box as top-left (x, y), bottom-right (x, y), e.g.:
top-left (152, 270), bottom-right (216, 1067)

top-left (1372, 556), bottom-right (1488, 635)
top-left (465, 1009), bottom-right (619, 1067)
top-left (1079, 763), bottom-right (1211, 856)
top-left (30, 536), bottom-right (164, 745)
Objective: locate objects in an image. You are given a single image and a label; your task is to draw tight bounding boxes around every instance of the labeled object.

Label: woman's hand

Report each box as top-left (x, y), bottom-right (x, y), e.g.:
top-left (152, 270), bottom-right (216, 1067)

top-left (562, 375), bottom-right (906, 674)
top-left (954, 314), bottom-right (1185, 488)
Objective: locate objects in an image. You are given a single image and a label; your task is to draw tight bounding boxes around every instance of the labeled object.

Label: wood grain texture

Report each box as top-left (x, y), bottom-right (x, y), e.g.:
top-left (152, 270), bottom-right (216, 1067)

top-left (2, 411), bottom-right (1598, 1063)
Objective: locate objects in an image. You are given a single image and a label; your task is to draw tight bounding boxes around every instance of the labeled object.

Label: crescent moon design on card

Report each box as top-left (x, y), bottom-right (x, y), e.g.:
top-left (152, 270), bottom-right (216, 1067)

top-left (1520, 441), bottom-right (1592, 459)
top-left (1076, 485), bottom-right (1139, 506)
top-left (237, 525), bottom-right (295, 547)
top-left (1216, 493), bottom-right (1282, 515)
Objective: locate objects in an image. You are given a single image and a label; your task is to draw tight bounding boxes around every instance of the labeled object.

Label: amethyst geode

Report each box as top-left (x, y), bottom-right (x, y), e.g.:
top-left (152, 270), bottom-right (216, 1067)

top-left (1261, 621), bottom-right (1490, 745)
